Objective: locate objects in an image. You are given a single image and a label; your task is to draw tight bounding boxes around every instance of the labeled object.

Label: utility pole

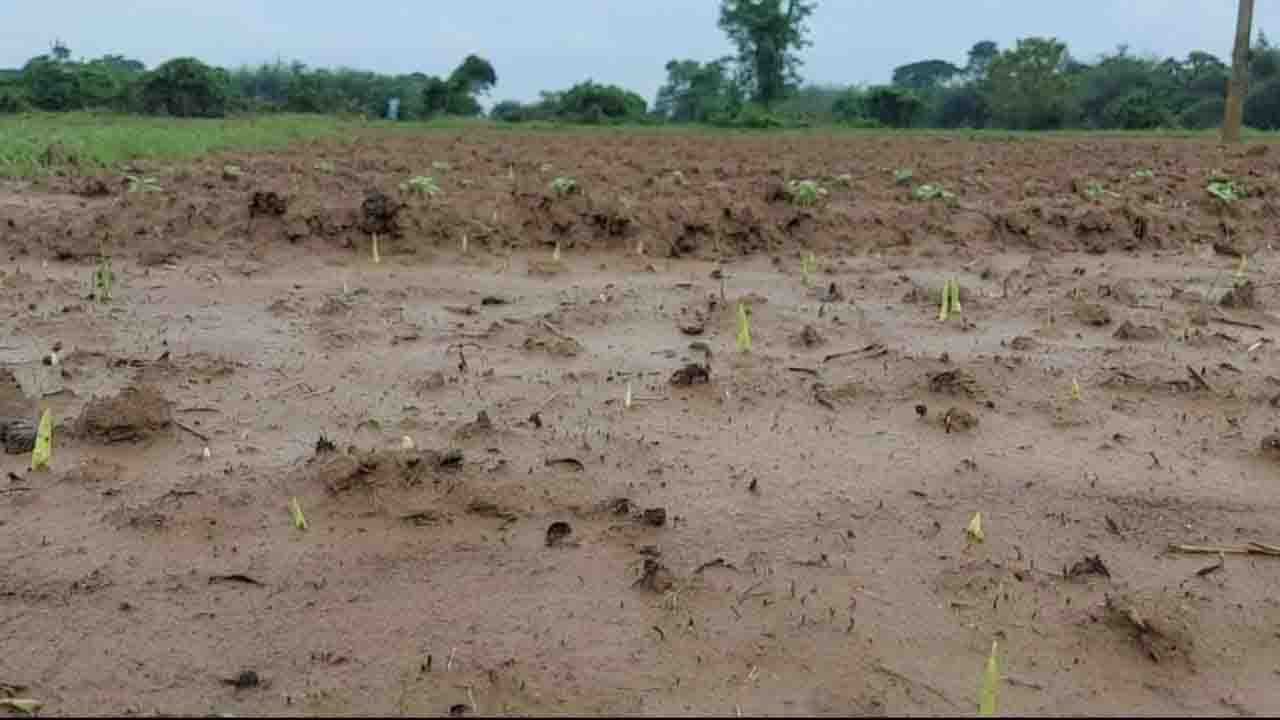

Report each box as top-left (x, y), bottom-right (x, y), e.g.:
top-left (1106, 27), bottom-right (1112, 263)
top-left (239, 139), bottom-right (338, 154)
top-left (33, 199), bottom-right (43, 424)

top-left (1223, 0), bottom-right (1255, 143)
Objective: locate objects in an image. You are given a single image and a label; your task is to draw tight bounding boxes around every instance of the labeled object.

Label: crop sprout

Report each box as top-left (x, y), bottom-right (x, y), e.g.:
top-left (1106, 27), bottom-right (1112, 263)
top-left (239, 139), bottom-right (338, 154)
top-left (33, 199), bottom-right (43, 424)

top-left (313, 160), bottom-right (336, 173)
top-left (431, 160), bottom-right (453, 172)
top-left (1131, 169), bottom-right (1155, 180)
top-left (222, 164), bottom-right (243, 179)
top-left (125, 175), bottom-right (162, 193)
top-left (894, 168), bottom-right (914, 186)
top-left (1083, 182), bottom-right (1119, 200)
top-left (550, 176), bottom-right (579, 197)
top-left (938, 278), bottom-right (962, 321)
top-left (912, 184), bottom-right (955, 202)
top-left (801, 252), bottom-right (818, 287)
top-left (1207, 179), bottom-right (1243, 203)
top-left (736, 303), bottom-right (752, 353)
top-left (400, 175), bottom-right (441, 197)
top-left (784, 179), bottom-right (828, 207)
top-left (92, 256), bottom-right (114, 303)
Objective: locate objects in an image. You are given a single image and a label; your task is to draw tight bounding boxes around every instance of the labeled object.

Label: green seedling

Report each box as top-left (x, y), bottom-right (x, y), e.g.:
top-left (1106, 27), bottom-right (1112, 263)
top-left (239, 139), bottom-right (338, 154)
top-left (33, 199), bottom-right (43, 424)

top-left (125, 175), bottom-right (162, 193)
top-left (912, 184), bottom-right (955, 201)
top-left (431, 160), bottom-right (452, 172)
top-left (966, 512), bottom-right (985, 543)
top-left (1207, 180), bottom-right (1243, 203)
top-left (93, 255), bottom-right (114, 303)
top-left (979, 640), bottom-right (1000, 716)
top-left (1131, 169), bottom-right (1155, 180)
top-left (801, 252), bottom-right (817, 287)
top-left (939, 278), bottom-right (962, 321)
top-left (736, 303), bottom-right (752, 353)
top-left (289, 497), bottom-right (308, 531)
top-left (893, 168), bottom-right (914, 186)
top-left (550, 176), bottom-right (579, 197)
top-left (222, 164), bottom-right (242, 179)
top-left (313, 160), bottom-right (335, 173)
top-left (400, 175), bottom-right (441, 197)
top-left (30, 409), bottom-right (52, 472)
top-left (0, 699), bottom-right (41, 715)
top-left (1083, 182), bottom-right (1119, 200)
top-left (1071, 377), bottom-right (1082, 402)
top-left (784, 180), bottom-right (828, 207)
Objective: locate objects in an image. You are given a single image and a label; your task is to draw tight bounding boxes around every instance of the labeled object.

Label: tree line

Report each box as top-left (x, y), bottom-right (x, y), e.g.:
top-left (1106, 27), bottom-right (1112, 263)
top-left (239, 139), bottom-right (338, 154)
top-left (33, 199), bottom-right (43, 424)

top-left (6, 1), bottom-right (1280, 131)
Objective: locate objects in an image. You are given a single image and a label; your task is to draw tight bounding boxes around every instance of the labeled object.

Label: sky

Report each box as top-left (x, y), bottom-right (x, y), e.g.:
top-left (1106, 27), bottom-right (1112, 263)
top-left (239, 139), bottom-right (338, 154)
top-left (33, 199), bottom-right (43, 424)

top-left (3, 1), bottom-right (1276, 105)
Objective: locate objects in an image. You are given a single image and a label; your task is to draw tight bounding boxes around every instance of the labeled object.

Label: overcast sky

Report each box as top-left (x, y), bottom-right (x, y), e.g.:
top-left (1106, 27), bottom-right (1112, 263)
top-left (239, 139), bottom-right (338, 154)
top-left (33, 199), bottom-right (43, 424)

top-left (3, 1), bottom-right (1275, 105)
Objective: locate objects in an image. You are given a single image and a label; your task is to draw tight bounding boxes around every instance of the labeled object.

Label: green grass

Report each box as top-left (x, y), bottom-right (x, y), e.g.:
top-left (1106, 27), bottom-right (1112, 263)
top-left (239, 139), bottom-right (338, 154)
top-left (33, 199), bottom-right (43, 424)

top-left (4, 111), bottom-right (1279, 180)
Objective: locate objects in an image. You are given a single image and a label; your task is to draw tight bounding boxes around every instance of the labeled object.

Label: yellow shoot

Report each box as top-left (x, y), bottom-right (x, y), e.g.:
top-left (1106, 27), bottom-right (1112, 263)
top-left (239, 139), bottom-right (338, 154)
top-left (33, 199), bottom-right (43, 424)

top-left (290, 497), bottom-right (308, 531)
top-left (30, 409), bottom-right (52, 472)
top-left (801, 252), bottom-right (817, 287)
top-left (372, 233), bottom-right (381, 264)
top-left (979, 640), bottom-right (1000, 716)
top-left (553, 241), bottom-right (562, 262)
top-left (966, 512), bottom-right (985, 543)
top-left (736, 303), bottom-right (752, 353)
top-left (949, 278), bottom-right (962, 314)
top-left (1235, 254), bottom-right (1248, 281)
top-left (1071, 378), bottom-right (1082, 401)
top-left (939, 279), bottom-right (952, 322)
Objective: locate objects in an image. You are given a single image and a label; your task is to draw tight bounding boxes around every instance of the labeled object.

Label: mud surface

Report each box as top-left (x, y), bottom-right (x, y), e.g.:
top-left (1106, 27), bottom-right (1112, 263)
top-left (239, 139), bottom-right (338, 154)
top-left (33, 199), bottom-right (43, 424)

top-left (2, 130), bottom-right (1280, 716)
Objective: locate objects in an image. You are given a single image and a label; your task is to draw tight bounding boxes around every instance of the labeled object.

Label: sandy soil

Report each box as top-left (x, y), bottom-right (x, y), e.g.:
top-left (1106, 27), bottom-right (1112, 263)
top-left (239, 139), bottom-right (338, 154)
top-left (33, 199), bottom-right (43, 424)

top-left (2, 129), bottom-right (1280, 716)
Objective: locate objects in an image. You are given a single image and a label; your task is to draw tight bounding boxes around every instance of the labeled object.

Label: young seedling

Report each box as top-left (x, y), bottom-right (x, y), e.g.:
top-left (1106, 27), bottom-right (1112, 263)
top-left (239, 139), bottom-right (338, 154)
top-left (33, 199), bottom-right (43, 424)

top-left (1207, 180), bottom-right (1243, 203)
top-left (784, 180), bottom-right (828, 208)
top-left (1083, 182), bottom-right (1118, 200)
top-left (93, 255), bottom-right (114, 303)
top-left (314, 160), bottom-right (336, 173)
top-left (550, 176), bottom-right (578, 197)
top-left (834, 173), bottom-right (854, 188)
top-left (1071, 377), bottom-right (1082, 401)
top-left (371, 233), bottom-right (381, 264)
top-left (0, 699), bottom-right (41, 715)
top-left (624, 382), bottom-right (633, 410)
top-left (400, 175), bottom-right (441, 198)
top-left (222, 164), bottom-right (243, 180)
top-left (125, 175), bottom-right (162, 193)
top-left (965, 512), bottom-right (985, 543)
top-left (30, 409), bottom-right (52, 472)
top-left (1234, 254), bottom-right (1249, 282)
top-left (913, 184), bottom-right (955, 202)
top-left (893, 168), bottom-right (914, 186)
top-left (461, 233), bottom-right (469, 254)
top-left (939, 279), bottom-right (962, 321)
top-left (289, 497), bottom-right (308, 531)
top-left (979, 640), bottom-right (1000, 717)
top-left (949, 278), bottom-right (962, 315)
top-left (801, 252), bottom-right (817, 287)
top-left (736, 303), bottom-right (752, 353)
top-left (431, 160), bottom-right (452, 172)
top-left (1131, 169), bottom-right (1155, 181)
top-left (552, 241), bottom-right (562, 262)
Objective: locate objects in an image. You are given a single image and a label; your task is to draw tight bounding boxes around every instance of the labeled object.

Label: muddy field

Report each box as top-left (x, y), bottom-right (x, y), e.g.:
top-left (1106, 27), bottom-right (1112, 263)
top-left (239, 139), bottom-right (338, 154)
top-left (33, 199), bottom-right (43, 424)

top-left (2, 128), bottom-right (1280, 716)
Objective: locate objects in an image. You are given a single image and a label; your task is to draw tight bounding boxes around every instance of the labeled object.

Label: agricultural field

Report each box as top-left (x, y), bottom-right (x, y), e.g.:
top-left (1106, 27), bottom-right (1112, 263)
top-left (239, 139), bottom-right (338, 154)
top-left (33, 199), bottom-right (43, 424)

top-left (2, 118), bottom-right (1280, 716)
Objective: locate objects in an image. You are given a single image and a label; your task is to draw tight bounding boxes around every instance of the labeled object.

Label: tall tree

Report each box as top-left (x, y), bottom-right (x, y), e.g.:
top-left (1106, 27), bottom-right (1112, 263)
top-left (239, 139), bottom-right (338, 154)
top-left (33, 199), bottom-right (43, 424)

top-left (1223, 0), bottom-right (1255, 142)
top-left (718, 0), bottom-right (817, 107)
top-left (892, 60), bottom-right (961, 91)
top-left (984, 37), bottom-right (1074, 130)
top-left (966, 41), bottom-right (999, 79)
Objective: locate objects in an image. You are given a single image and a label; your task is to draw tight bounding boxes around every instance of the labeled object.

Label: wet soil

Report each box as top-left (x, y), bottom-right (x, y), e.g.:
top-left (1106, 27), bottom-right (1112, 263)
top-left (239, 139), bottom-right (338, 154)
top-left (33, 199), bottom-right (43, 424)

top-left (2, 130), bottom-right (1280, 716)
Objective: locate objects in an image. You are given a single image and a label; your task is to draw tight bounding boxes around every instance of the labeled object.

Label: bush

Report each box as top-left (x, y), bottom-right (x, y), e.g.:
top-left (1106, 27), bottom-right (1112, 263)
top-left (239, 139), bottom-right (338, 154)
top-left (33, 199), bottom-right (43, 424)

top-left (0, 88), bottom-right (31, 114)
top-left (863, 86), bottom-right (923, 128)
top-left (709, 103), bottom-right (787, 129)
top-left (139, 58), bottom-right (230, 118)
top-left (1177, 97), bottom-right (1225, 130)
top-left (556, 81), bottom-right (647, 123)
top-left (1245, 79), bottom-right (1280, 130)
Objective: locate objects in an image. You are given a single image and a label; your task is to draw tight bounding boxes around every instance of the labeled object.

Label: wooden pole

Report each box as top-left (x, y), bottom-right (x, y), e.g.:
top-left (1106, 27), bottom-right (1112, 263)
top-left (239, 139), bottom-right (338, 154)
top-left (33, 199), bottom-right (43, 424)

top-left (1223, 0), bottom-right (1255, 143)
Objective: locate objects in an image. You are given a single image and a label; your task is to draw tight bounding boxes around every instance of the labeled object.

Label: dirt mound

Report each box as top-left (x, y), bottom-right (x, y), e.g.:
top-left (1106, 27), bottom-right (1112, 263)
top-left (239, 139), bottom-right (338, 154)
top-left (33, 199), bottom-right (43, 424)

top-left (76, 385), bottom-right (173, 443)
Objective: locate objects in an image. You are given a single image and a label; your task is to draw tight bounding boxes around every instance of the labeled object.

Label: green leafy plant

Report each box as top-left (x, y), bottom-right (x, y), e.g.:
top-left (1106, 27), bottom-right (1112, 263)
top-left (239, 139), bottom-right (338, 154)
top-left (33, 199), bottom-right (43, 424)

top-left (222, 164), bottom-right (242, 179)
top-left (92, 255), bottom-right (114, 303)
top-left (289, 497), bottom-right (308, 531)
top-left (736, 303), bottom-right (752, 353)
top-left (893, 168), bottom-right (914, 186)
top-left (1207, 179), bottom-right (1243, 203)
top-left (784, 179), bottom-right (828, 207)
top-left (1131, 169), bottom-right (1155, 180)
top-left (550, 176), bottom-right (579, 197)
top-left (400, 175), bottom-right (441, 197)
top-left (125, 175), bottom-right (162, 193)
top-left (912, 184), bottom-right (955, 201)
top-left (1083, 181), bottom-right (1119, 200)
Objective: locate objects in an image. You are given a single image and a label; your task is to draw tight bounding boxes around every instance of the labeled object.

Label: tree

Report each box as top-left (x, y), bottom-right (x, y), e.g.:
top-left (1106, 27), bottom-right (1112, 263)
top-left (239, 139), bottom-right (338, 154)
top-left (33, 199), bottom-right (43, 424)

top-left (863, 86), bottom-right (923, 127)
top-left (966, 41), bottom-right (999, 79)
top-left (984, 37), bottom-right (1074, 129)
top-left (139, 58), bottom-right (230, 117)
top-left (654, 58), bottom-right (737, 122)
top-left (22, 56), bottom-right (83, 110)
top-left (718, 0), bottom-right (817, 107)
top-left (892, 60), bottom-right (961, 91)
top-left (556, 81), bottom-right (647, 123)
top-left (1224, 0), bottom-right (1255, 142)
top-left (448, 55), bottom-right (497, 97)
